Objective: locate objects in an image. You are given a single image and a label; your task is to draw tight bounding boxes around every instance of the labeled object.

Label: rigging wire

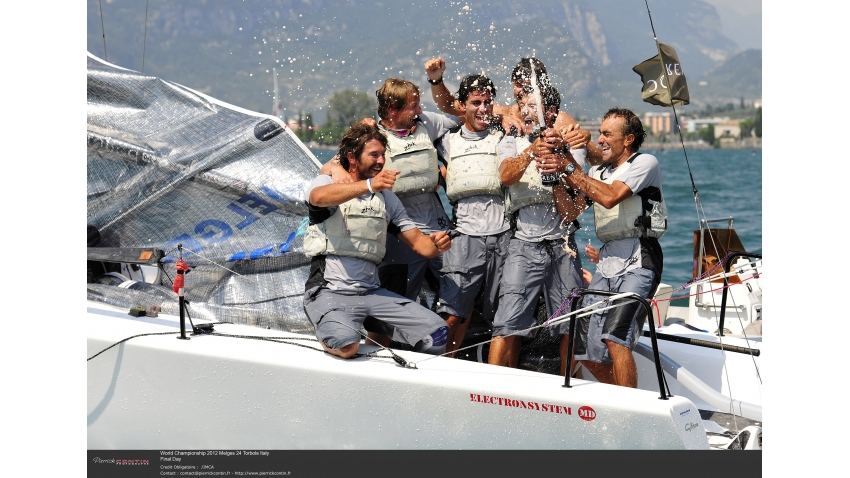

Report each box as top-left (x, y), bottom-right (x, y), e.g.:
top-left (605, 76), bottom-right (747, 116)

top-left (98, 0), bottom-right (108, 61)
top-left (142, 0), bottom-right (149, 73)
top-left (642, 1), bottom-right (761, 431)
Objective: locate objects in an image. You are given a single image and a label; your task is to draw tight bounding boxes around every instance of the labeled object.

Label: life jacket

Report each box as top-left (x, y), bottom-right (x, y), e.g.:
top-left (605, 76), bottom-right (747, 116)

top-left (590, 153), bottom-right (667, 243)
top-left (445, 129), bottom-right (504, 202)
top-left (505, 135), bottom-right (554, 214)
top-left (381, 122), bottom-right (440, 198)
top-left (302, 192), bottom-right (389, 264)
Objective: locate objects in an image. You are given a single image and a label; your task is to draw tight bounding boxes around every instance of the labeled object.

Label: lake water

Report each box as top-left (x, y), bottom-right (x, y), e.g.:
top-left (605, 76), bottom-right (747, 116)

top-left (309, 147), bottom-right (762, 299)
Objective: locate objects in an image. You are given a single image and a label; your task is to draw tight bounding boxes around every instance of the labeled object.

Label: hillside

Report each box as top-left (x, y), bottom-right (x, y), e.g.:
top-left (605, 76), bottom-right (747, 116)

top-left (87, 0), bottom-right (759, 122)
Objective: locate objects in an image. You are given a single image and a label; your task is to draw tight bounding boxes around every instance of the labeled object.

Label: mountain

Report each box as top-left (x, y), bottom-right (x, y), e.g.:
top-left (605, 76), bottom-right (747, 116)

top-left (689, 49), bottom-right (762, 105)
top-left (87, 0), bottom-right (759, 122)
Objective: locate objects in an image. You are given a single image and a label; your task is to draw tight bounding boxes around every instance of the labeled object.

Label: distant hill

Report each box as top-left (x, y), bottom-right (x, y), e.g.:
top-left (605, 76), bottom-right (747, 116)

top-left (87, 0), bottom-right (759, 122)
top-left (689, 49), bottom-right (762, 105)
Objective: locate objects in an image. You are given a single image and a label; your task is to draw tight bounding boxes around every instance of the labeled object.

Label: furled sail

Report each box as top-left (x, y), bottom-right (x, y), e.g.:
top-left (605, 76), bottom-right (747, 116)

top-left (87, 52), bottom-right (318, 333)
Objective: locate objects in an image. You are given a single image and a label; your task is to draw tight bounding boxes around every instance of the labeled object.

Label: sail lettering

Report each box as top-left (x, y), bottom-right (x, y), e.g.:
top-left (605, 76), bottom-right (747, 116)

top-left (194, 220), bottom-right (233, 243)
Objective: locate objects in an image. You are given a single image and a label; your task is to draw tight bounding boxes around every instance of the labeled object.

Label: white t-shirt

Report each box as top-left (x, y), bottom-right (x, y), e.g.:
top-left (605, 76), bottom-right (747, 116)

top-left (592, 152), bottom-right (664, 278)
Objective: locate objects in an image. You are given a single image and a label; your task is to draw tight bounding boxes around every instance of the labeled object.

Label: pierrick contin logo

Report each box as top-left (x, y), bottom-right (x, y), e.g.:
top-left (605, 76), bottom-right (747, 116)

top-left (92, 457), bottom-right (149, 465)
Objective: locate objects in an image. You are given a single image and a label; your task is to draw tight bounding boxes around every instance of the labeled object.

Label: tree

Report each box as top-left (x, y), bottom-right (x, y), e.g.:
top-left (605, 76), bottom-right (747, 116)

top-left (739, 119), bottom-right (754, 138)
top-left (304, 113), bottom-right (314, 142)
top-left (698, 124), bottom-right (715, 144)
top-left (315, 90), bottom-right (376, 145)
top-left (754, 107), bottom-right (762, 138)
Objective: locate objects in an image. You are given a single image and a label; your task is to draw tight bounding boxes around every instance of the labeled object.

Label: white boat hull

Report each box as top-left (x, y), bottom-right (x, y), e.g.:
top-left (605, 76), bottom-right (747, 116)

top-left (87, 301), bottom-right (708, 450)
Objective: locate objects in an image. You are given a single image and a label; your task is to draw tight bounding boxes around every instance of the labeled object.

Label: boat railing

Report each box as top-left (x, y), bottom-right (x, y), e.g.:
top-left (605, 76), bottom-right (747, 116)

top-left (718, 251), bottom-right (762, 337)
top-left (562, 290), bottom-right (670, 400)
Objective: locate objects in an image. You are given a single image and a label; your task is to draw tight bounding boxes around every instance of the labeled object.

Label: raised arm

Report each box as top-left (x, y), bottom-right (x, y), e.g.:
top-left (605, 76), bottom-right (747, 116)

top-left (318, 156), bottom-right (355, 183)
top-left (424, 57), bottom-right (463, 116)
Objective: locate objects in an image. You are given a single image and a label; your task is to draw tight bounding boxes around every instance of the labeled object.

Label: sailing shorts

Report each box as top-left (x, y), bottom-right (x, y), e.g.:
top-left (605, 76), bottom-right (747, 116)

top-left (572, 268), bottom-right (658, 364)
top-left (302, 286), bottom-right (448, 352)
top-left (491, 236), bottom-right (583, 338)
top-left (436, 230), bottom-right (511, 321)
top-left (380, 233), bottom-right (443, 301)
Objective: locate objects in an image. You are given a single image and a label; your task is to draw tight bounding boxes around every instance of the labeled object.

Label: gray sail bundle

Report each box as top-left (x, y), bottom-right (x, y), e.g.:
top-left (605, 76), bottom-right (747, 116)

top-left (87, 53), bottom-right (319, 333)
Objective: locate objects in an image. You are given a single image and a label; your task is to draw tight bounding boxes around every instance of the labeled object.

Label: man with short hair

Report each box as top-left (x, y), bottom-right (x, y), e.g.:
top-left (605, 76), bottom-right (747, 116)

top-left (557, 108), bottom-right (666, 387)
top-left (427, 72), bottom-right (511, 357)
top-left (302, 123), bottom-right (451, 358)
top-left (324, 78), bottom-right (461, 304)
top-left (425, 56), bottom-right (602, 165)
top-left (487, 85), bottom-right (587, 369)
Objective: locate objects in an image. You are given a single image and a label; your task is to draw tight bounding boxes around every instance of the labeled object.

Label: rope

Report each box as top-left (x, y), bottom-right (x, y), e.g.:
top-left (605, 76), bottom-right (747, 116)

top-left (87, 331), bottom-right (178, 361)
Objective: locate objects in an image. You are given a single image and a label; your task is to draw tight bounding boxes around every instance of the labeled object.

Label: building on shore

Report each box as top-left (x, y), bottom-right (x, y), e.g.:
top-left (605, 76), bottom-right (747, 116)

top-left (644, 111), bottom-right (678, 135)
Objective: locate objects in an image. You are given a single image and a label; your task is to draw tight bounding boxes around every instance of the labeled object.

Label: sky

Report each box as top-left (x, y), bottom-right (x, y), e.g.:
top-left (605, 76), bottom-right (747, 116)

top-left (701, 0), bottom-right (762, 50)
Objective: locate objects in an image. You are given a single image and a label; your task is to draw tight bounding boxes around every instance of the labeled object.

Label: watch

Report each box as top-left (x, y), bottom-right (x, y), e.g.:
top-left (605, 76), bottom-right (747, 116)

top-left (427, 77), bottom-right (443, 85)
top-left (559, 163), bottom-right (576, 182)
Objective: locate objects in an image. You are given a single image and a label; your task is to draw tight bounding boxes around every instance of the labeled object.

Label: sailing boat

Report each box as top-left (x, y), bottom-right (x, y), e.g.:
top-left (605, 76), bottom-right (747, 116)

top-left (86, 52), bottom-right (714, 450)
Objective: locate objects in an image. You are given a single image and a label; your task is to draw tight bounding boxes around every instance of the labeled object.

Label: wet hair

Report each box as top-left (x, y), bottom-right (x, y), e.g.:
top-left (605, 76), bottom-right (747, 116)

top-left (541, 85), bottom-right (561, 114)
top-left (456, 74), bottom-right (496, 104)
top-left (511, 58), bottom-right (551, 90)
top-left (337, 123), bottom-right (388, 170)
top-left (375, 78), bottom-right (420, 120)
top-left (603, 107), bottom-right (646, 152)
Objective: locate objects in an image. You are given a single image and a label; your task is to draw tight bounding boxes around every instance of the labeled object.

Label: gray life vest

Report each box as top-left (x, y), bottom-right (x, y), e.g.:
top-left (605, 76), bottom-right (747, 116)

top-left (590, 153), bottom-right (668, 243)
top-left (302, 192), bottom-right (389, 264)
top-left (381, 123), bottom-right (440, 198)
top-left (505, 135), bottom-right (554, 214)
top-left (445, 129), bottom-right (504, 202)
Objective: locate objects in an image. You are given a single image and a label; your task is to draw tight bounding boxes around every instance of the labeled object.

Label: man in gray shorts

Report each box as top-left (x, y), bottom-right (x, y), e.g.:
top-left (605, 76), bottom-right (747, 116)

top-left (302, 123), bottom-right (452, 358)
top-left (558, 107), bottom-right (666, 387)
top-left (424, 73), bottom-right (511, 357)
top-left (488, 86), bottom-right (587, 369)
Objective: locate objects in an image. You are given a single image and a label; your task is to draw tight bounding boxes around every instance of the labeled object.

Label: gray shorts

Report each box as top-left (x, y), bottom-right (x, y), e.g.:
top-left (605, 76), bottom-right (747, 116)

top-left (436, 230), bottom-right (511, 321)
top-left (491, 236), bottom-right (583, 337)
top-left (303, 286), bottom-right (448, 351)
top-left (573, 268), bottom-right (658, 364)
top-left (380, 233), bottom-right (443, 301)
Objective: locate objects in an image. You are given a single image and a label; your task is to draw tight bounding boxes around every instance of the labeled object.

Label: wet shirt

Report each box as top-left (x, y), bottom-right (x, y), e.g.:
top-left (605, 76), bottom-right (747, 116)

top-left (381, 110), bottom-right (460, 235)
top-left (593, 152), bottom-right (664, 279)
top-left (305, 175), bottom-right (417, 290)
top-left (498, 134), bottom-right (569, 242)
top-left (443, 125), bottom-right (509, 236)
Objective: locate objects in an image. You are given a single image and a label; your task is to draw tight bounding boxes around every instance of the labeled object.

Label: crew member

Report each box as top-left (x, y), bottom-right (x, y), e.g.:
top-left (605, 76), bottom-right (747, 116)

top-left (487, 86), bottom-right (586, 369)
top-left (322, 78), bottom-right (460, 305)
top-left (428, 73), bottom-right (511, 357)
top-left (557, 107), bottom-right (666, 387)
top-left (302, 123), bottom-right (451, 358)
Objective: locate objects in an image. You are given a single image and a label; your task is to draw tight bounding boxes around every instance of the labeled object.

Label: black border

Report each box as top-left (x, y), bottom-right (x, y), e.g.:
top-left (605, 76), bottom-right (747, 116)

top-left (88, 450), bottom-right (761, 478)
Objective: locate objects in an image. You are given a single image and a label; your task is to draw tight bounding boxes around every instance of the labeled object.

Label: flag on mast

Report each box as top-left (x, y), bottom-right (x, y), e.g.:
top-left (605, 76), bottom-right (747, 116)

top-left (633, 42), bottom-right (690, 107)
